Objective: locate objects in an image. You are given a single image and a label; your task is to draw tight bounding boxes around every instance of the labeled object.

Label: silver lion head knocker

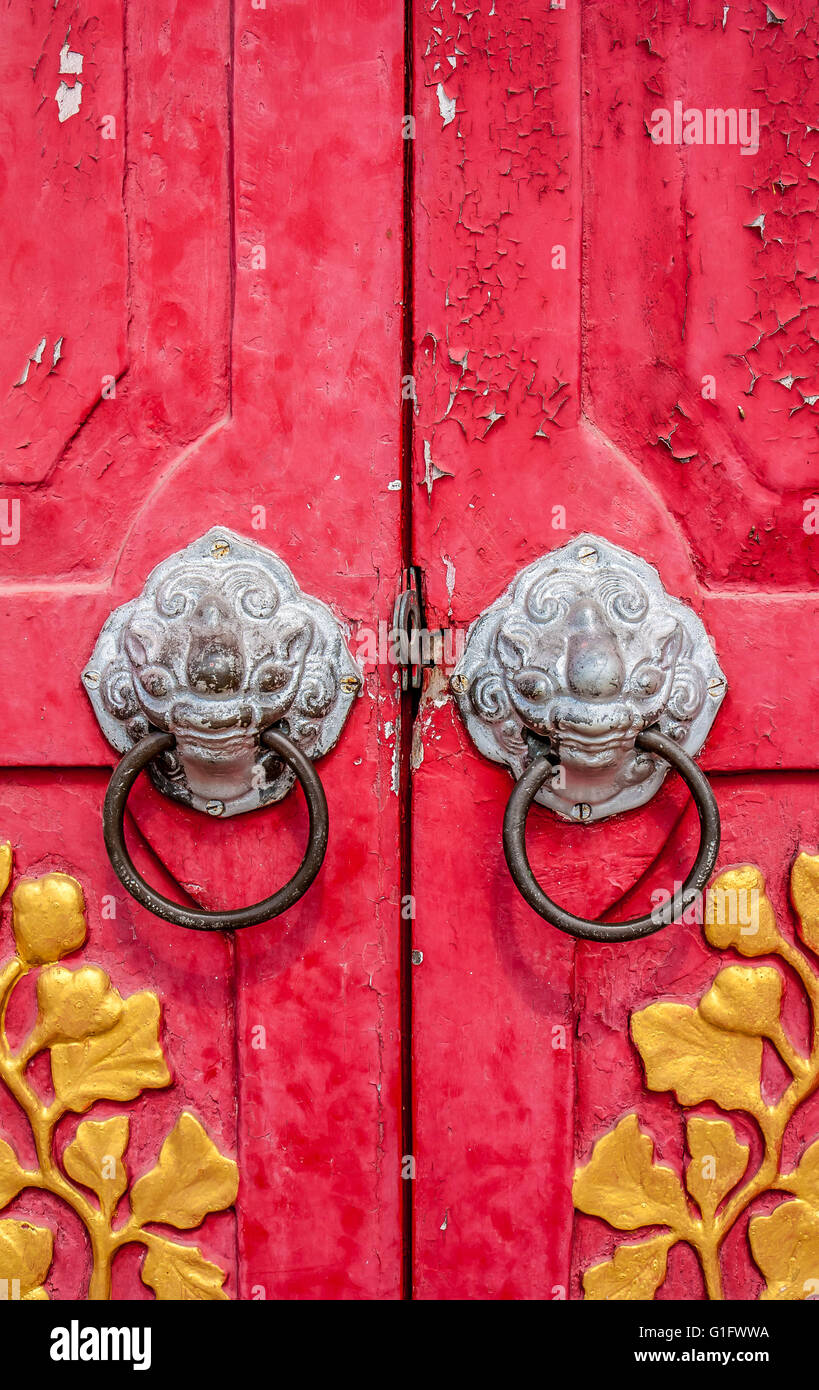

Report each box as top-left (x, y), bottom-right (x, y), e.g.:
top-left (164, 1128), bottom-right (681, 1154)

top-left (83, 528), bottom-right (361, 931)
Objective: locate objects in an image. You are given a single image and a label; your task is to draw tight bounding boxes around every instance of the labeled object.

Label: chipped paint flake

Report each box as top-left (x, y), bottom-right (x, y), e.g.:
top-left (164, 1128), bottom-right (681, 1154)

top-left (59, 37), bottom-right (83, 75)
top-left (436, 83), bottom-right (456, 128)
top-left (56, 79), bottom-right (82, 122)
top-left (422, 439), bottom-right (453, 498)
top-left (13, 337), bottom-right (47, 387)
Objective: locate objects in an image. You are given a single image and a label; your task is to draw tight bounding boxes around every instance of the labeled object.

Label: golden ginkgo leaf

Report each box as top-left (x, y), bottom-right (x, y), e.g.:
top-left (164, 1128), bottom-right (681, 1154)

top-left (749, 1199), bottom-right (819, 1300)
top-left (63, 1116), bottom-right (130, 1219)
top-left (685, 1116), bottom-right (749, 1220)
top-left (631, 1003), bottom-right (764, 1115)
top-left (141, 1234), bottom-right (229, 1300)
top-left (29, 965), bottom-right (124, 1053)
top-left (0, 1137), bottom-right (28, 1210)
top-left (130, 1112), bottom-right (238, 1231)
top-left (698, 966), bottom-right (783, 1039)
top-left (780, 1139), bottom-right (819, 1206)
top-left (0, 842), bottom-right (11, 898)
top-left (12, 872), bottom-right (87, 966)
top-left (791, 852), bottom-right (819, 954)
top-left (583, 1233), bottom-right (676, 1301)
top-left (50, 990), bottom-right (171, 1114)
top-left (0, 1218), bottom-right (53, 1299)
top-left (573, 1114), bottom-right (689, 1232)
top-left (704, 866), bottom-right (780, 957)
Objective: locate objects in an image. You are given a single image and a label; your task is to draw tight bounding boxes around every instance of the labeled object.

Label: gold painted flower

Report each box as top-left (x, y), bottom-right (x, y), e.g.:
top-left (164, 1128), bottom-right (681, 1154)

top-left (12, 873), bottom-right (87, 965)
top-left (704, 865), bottom-right (781, 957)
top-left (30, 965), bottom-right (124, 1049)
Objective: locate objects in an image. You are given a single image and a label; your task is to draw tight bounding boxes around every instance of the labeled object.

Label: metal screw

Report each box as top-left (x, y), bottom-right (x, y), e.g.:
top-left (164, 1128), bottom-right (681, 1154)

top-left (573, 803), bottom-right (592, 821)
top-left (340, 675), bottom-right (361, 694)
top-left (411, 949), bottom-right (423, 965)
top-left (210, 538), bottom-right (230, 559)
top-left (450, 673), bottom-right (469, 694)
top-left (83, 670), bottom-right (100, 689)
top-left (577, 545), bottom-right (598, 566)
top-left (205, 800), bottom-right (225, 817)
top-left (708, 677), bottom-right (725, 697)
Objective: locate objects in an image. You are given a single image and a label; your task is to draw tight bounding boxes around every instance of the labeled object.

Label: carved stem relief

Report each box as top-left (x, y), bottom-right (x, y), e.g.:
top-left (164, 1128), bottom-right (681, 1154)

top-left (574, 854), bottom-right (819, 1300)
top-left (0, 842), bottom-right (238, 1300)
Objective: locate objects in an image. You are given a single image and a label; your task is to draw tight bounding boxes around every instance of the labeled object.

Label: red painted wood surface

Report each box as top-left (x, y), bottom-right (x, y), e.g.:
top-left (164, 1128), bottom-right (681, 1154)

top-left (0, 0), bottom-right (404, 1299)
top-left (2, 0), bottom-right (818, 1304)
top-left (410, 0), bottom-right (819, 1299)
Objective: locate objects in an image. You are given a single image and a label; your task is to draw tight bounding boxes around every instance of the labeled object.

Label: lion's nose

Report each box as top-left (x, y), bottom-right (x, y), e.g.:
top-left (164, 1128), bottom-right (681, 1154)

top-left (186, 596), bottom-right (245, 694)
top-left (565, 600), bottom-right (624, 700)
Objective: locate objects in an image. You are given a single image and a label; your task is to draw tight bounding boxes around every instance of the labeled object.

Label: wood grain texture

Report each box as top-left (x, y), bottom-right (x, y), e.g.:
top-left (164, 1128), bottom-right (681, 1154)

top-left (0, 0), bottom-right (405, 1299)
top-left (411, 0), bottom-right (819, 1299)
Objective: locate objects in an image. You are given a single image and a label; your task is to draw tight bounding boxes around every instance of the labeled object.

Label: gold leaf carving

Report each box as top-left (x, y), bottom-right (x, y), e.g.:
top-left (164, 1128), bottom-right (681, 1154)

top-left (749, 1200), bottom-right (819, 1300)
top-left (50, 991), bottom-right (171, 1115)
top-left (0, 1137), bottom-right (28, 1209)
top-left (685, 1117), bottom-right (749, 1220)
top-left (791, 852), bottom-right (819, 955)
top-left (582, 1233), bottom-right (676, 1301)
top-left (0, 853), bottom-right (237, 1300)
top-left (575, 855), bottom-right (819, 1301)
top-left (26, 964), bottom-right (124, 1055)
top-left (698, 966), bottom-right (783, 1039)
top-left (0, 843), bottom-right (11, 899)
top-left (63, 1117), bottom-right (130, 1221)
top-left (704, 866), bottom-right (781, 957)
top-left (12, 872), bottom-right (87, 965)
top-left (0, 1218), bottom-right (53, 1299)
top-left (631, 1002), bottom-right (763, 1115)
top-left (141, 1234), bottom-right (229, 1301)
top-left (572, 1114), bottom-right (689, 1232)
top-left (130, 1112), bottom-right (238, 1231)
top-left (780, 1139), bottom-right (819, 1205)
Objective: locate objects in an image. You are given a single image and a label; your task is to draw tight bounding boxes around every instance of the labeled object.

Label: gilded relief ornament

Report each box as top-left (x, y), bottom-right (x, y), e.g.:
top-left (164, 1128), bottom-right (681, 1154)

top-left (573, 855), bottom-right (819, 1299)
top-left (0, 842), bottom-right (238, 1300)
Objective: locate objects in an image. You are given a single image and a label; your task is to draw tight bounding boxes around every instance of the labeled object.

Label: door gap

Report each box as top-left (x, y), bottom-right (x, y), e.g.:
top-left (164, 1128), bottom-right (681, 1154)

top-left (398, 0), bottom-right (416, 1303)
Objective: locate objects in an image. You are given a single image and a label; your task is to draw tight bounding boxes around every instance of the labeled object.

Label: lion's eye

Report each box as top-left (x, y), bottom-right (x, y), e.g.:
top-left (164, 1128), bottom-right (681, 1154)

top-left (139, 666), bottom-right (173, 699)
top-left (514, 669), bottom-right (551, 702)
top-left (255, 662), bottom-right (290, 693)
top-left (630, 664), bottom-right (663, 698)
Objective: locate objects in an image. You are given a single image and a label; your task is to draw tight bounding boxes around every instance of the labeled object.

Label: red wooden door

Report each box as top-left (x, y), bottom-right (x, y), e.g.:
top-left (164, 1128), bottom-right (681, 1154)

top-left (410, 0), bottom-right (819, 1303)
top-left (1, 0), bottom-right (818, 1308)
top-left (0, 0), bottom-right (404, 1300)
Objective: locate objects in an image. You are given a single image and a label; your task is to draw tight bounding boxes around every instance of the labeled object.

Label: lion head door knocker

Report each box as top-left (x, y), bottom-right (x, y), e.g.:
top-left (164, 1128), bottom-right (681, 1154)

top-left (84, 528), bottom-right (361, 931)
top-left (451, 534), bottom-right (726, 943)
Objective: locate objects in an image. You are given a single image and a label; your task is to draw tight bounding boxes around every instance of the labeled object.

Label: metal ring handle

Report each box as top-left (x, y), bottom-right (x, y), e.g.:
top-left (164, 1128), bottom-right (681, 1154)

top-left (502, 726), bottom-right (720, 943)
top-left (103, 728), bottom-right (329, 931)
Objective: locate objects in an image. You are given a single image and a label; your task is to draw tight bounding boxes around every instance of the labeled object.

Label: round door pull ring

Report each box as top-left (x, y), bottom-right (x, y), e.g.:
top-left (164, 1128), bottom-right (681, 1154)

top-left (502, 726), bottom-right (720, 943)
top-left (102, 728), bottom-right (329, 931)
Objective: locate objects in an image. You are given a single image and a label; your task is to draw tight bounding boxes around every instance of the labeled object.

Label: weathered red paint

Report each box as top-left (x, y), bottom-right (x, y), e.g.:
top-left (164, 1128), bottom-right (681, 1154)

top-left (411, 0), bottom-right (819, 1300)
top-left (1, 0), bottom-right (818, 1303)
top-left (1, 0), bottom-right (404, 1299)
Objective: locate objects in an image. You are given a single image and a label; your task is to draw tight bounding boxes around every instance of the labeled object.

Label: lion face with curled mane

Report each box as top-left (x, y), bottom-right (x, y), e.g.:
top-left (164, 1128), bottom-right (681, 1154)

top-left (451, 536), bottom-right (724, 822)
top-left (84, 529), bottom-right (359, 817)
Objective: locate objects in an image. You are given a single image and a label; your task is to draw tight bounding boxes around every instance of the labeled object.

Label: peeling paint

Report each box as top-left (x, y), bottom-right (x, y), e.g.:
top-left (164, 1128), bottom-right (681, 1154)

top-left (436, 82), bottom-right (456, 127)
top-left (422, 438), bottom-right (453, 497)
top-left (56, 79), bottom-right (82, 122)
top-left (59, 37), bottom-right (83, 74)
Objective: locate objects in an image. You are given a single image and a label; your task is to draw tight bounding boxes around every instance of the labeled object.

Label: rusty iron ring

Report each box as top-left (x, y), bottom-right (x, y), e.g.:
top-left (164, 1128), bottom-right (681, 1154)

top-left (502, 725), bottom-right (720, 943)
top-left (102, 728), bottom-right (329, 931)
